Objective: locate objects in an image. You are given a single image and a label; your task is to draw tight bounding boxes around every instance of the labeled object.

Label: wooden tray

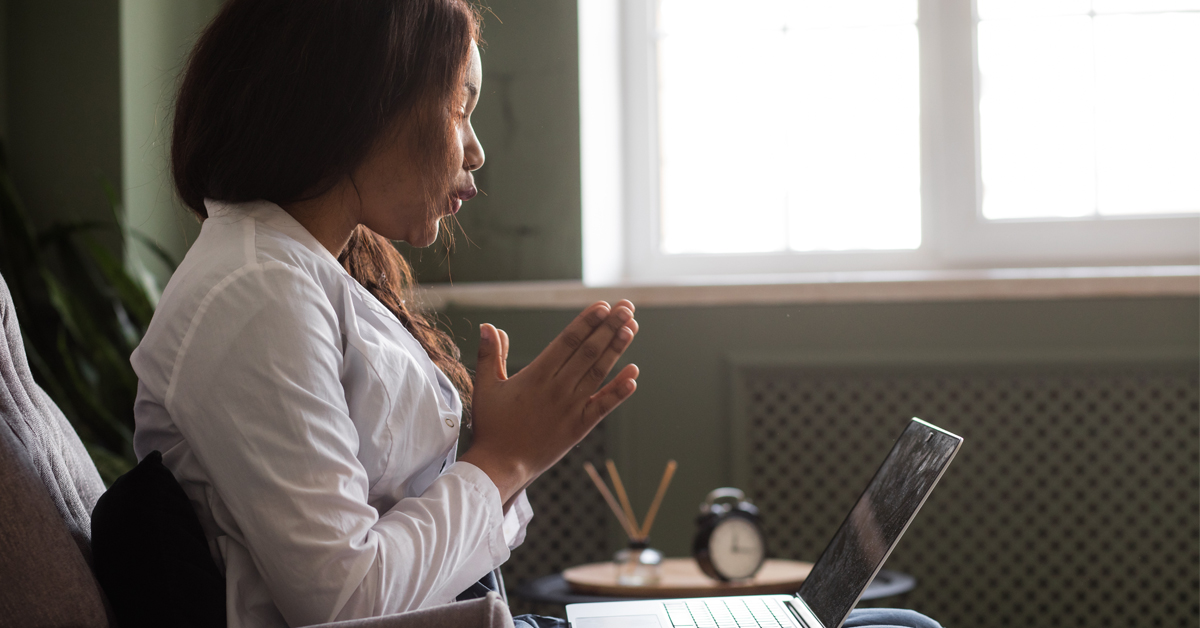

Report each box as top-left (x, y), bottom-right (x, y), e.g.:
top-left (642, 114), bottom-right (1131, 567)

top-left (563, 558), bottom-right (813, 598)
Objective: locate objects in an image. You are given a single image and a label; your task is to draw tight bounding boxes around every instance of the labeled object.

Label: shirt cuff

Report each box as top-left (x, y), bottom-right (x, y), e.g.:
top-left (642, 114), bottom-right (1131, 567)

top-left (503, 490), bottom-right (534, 550)
top-left (445, 461), bottom-right (512, 567)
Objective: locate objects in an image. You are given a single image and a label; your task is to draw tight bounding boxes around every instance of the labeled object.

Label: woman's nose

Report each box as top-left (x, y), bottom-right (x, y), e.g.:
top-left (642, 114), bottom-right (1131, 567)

top-left (464, 127), bottom-right (485, 172)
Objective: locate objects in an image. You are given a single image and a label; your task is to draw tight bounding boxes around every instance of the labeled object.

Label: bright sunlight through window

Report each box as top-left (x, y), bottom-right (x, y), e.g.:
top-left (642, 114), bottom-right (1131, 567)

top-left (656, 0), bottom-right (921, 255)
top-left (978, 0), bottom-right (1200, 219)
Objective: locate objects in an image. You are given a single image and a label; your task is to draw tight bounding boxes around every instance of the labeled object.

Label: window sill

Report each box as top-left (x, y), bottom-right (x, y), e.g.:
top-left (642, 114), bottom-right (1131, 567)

top-left (416, 265), bottom-right (1199, 310)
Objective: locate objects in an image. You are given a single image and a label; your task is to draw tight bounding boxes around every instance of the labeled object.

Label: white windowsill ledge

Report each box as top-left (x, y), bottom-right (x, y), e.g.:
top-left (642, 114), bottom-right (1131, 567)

top-left (416, 265), bottom-right (1200, 310)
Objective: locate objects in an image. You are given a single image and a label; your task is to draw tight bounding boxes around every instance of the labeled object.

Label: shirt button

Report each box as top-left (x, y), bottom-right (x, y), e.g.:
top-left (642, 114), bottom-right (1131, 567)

top-left (444, 418), bottom-right (455, 427)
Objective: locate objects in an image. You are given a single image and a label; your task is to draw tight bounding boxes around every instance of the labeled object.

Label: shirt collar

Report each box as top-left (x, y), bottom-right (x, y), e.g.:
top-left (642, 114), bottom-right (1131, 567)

top-left (204, 198), bottom-right (345, 270)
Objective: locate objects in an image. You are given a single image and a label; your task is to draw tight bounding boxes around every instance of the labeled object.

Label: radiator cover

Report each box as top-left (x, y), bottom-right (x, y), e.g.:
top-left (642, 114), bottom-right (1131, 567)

top-left (733, 362), bottom-right (1198, 628)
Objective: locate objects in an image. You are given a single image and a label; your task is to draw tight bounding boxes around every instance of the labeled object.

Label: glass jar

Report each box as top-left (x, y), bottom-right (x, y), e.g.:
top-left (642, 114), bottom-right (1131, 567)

top-left (613, 540), bottom-right (663, 586)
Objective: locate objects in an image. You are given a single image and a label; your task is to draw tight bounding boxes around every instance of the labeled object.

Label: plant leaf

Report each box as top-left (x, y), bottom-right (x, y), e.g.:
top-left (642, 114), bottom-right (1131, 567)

top-left (39, 271), bottom-right (84, 341)
top-left (84, 442), bottom-right (134, 487)
top-left (55, 329), bottom-right (134, 456)
top-left (79, 234), bottom-right (154, 328)
top-left (130, 230), bottom-right (180, 273)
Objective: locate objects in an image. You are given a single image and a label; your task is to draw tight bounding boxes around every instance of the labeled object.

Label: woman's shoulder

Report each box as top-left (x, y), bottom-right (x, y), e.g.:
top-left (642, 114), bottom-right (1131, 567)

top-left (165, 200), bottom-right (353, 307)
top-left (132, 201), bottom-right (352, 393)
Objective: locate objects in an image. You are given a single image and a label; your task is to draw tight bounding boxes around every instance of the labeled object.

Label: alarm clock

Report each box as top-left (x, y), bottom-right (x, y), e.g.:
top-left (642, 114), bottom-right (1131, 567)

top-left (692, 488), bottom-right (766, 582)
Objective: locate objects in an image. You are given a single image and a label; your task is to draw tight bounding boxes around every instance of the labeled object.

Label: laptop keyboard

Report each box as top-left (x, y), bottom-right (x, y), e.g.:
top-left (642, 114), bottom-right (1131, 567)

top-left (663, 598), bottom-right (795, 628)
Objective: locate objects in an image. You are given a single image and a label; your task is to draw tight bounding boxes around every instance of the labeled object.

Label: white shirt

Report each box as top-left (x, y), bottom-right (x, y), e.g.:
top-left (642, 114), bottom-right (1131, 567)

top-left (131, 199), bottom-right (531, 628)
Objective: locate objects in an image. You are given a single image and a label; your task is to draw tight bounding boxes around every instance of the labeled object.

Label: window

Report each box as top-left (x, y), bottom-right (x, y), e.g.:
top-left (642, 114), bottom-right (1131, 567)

top-left (977, 0), bottom-right (1200, 219)
top-left (657, 1), bottom-right (921, 255)
top-left (579, 0), bottom-right (1199, 285)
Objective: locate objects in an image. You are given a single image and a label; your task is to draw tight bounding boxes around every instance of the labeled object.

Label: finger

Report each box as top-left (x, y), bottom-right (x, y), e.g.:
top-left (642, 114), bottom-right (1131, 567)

top-left (476, 324), bottom-right (505, 383)
top-left (527, 301), bottom-right (611, 377)
top-left (574, 318), bottom-right (638, 392)
top-left (556, 305), bottom-right (634, 384)
top-left (499, 328), bottom-right (510, 379)
top-left (581, 364), bottom-right (639, 428)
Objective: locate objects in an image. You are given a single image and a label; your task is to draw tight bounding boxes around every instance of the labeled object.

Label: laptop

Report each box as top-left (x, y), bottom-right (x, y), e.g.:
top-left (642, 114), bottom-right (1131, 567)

top-left (566, 418), bottom-right (963, 628)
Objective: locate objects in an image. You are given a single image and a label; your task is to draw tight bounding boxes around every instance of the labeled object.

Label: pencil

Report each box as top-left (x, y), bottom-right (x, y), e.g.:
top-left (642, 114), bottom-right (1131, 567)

top-left (583, 462), bottom-right (639, 539)
top-left (606, 459), bottom-right (640, 537)
top-left (638, 460), bottom-right (677, 539)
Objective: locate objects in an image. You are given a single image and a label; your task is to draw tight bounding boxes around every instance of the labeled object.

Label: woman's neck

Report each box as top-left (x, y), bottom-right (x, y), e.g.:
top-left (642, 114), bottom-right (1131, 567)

top-left (280, 180), bottom-right (362, 258)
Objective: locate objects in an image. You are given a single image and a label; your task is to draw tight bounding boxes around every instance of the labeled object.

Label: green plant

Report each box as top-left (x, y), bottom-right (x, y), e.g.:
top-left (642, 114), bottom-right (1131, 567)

top-left (0, 142), bottom-right (176, 484)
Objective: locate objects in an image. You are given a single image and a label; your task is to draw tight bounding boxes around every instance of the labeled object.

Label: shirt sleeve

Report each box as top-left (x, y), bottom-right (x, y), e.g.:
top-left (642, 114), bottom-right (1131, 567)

top-left (504, 490), bottom-right (534, 550)
top-left (162, 263), bottom-right (509, 626)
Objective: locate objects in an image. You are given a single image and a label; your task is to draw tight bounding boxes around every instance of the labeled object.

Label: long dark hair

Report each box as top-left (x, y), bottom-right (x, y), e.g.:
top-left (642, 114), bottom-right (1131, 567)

top-left (172, 0), bottom-right (478, 413)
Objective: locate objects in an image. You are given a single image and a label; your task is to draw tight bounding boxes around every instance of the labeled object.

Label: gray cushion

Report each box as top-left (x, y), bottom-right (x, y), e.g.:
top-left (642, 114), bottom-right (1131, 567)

top-left (0, 403), bottom-right (109, 626)
top-left (0, 273), bottom-right (111, 626)
top-left (0, 275), bottom-right (106, 560)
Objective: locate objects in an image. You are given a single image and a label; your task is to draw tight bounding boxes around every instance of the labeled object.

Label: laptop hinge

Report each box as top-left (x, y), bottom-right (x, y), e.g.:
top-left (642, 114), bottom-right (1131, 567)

top-left (784, 598), bottom-right (814, 628)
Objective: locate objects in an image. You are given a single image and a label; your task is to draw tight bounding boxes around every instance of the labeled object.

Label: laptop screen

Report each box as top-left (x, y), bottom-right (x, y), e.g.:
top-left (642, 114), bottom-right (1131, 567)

top-left (797, 419), bottom-right (962, 628)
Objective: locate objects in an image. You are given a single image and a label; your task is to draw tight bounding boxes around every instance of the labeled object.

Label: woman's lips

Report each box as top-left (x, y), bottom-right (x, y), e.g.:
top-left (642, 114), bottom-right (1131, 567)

top-left (447, 186), bottom-right (475, 215)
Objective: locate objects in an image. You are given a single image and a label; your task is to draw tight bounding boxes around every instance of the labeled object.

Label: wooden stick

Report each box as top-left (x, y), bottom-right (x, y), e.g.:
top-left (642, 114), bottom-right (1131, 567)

top-left (583, 462), bottom-right (639, 539)
top-left (638, 460), bottom-right (677, 539)
top-left (605, 459), bottom-right (640, 537)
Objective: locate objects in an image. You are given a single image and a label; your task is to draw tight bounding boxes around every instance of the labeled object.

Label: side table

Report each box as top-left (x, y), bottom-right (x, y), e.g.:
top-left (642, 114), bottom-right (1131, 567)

top-left (513, 567), bottom-right (915, 607)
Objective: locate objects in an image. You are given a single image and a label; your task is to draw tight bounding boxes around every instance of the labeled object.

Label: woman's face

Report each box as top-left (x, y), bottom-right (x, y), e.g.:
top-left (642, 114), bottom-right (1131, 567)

top-left (353, 42), bottom-right (484, 247)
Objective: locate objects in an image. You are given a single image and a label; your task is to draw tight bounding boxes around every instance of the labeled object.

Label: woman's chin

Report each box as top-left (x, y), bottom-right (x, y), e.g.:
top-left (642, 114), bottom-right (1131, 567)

top-left (411, 224), bottom-right (441, 248)
top-left (376, 222), bottom-right (439, 248)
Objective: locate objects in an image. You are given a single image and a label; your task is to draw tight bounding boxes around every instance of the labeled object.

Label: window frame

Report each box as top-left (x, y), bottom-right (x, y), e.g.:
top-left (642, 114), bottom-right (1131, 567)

top-left (578, 0), bottom-right (1200, 286)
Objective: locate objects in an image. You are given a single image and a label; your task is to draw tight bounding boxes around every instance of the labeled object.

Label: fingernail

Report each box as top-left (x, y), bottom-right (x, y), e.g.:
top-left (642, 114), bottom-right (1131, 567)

top-left (480, 324), bottom-right (492, 341)
top-left (616, 307), bottom-right (633, 321)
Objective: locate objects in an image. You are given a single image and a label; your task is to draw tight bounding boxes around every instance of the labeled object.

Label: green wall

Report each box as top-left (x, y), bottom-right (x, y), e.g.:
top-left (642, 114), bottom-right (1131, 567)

top-left (404, 0), bottom-right (583, 282)
top-left (3, 0), bottom-right (122, 233)
top-left (0, 0), bottom-right (7, 139)
top-left (0, 0), bottom-right (217, 276)
top-left (120, 0), bottom-right (221, 281)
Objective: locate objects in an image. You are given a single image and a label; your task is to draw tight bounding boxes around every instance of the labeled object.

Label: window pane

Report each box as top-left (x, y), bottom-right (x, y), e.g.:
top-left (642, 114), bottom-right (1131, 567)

top-left (979, 16), bottom-right (1095, 219)
top-left (783, 22), bottom-right (921, 250)
top-left (977, 0), bottom-right (1089, 20)
top-left (1092, 0), bottom-right (1200, 14)
top-left (1094, 13), bottom-right (1200, 214)
top-left (978, 6), bottom-right (1200, 220)
top-left (657, 0), bottom-right (920, 254)
top-left (785, 0), bottom-right (915, 27)
top-left (658, 1), bottom-right (788, 254)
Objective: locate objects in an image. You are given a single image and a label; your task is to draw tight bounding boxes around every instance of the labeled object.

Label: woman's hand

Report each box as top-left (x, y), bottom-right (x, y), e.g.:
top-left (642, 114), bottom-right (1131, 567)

top-left (460, 300), bottom-right (639, 507)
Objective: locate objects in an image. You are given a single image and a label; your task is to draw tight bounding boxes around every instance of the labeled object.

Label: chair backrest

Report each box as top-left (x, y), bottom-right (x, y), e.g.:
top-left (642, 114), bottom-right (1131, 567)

top-left (0, 272), bottom-right (111, 627)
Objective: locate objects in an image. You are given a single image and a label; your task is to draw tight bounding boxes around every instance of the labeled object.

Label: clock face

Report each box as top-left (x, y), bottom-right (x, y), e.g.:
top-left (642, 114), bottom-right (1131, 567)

top-left (708, 515), bottom-right (765, 580)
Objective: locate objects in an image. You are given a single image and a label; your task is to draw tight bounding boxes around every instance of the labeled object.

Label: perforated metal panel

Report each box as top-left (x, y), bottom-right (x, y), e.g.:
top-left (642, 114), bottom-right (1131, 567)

top-left (736, 364), bottom-right (1199, 628)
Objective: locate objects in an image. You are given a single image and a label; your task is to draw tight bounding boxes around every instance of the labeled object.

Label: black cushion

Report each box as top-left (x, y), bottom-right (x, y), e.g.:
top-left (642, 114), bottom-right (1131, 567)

top-left (457, 569), bottom-right (501, 602)
top-left (91, 450), bottom-right (226, 628)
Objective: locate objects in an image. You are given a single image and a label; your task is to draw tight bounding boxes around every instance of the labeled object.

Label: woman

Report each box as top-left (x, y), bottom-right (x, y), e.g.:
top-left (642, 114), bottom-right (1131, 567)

top-left (135, 1), bottom-right (942, 627)
top-left (135, 1), bottom-right (636, 626)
